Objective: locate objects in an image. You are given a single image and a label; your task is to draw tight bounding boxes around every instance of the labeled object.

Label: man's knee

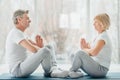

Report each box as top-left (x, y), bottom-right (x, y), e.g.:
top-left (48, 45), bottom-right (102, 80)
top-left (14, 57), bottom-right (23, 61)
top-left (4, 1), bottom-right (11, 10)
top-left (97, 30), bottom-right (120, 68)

top-left (42, 47), bottom-right (51, 56)
top-left (75, 50), bottom-right (86, 57)
top-left (45, 44), bottom-right (54, 50)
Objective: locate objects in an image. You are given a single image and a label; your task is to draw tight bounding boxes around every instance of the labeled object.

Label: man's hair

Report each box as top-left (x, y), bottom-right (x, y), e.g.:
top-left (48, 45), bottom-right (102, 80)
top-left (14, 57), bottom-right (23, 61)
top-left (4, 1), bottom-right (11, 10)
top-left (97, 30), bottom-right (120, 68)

top-left (13, 9), bottom-right (29, 24)
top-left (94, 13), bottom-right (110, 30)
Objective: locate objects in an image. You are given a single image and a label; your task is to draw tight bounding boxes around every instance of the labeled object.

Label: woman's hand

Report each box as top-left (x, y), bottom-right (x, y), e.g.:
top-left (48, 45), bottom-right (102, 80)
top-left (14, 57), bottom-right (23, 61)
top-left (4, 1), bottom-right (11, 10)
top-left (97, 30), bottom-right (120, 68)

top-left (80, 38), bottom-right (90, 49)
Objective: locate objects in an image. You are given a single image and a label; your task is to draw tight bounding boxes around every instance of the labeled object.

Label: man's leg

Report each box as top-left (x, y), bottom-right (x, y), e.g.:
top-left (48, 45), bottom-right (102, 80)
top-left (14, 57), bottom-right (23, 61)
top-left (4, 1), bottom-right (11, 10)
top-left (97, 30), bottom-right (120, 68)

top-left (11, 47), bottom-right (52, 77)
top-left (45, 44), bottom-right (57, 67)
top-left (45, 44), bottom-right (69, 78)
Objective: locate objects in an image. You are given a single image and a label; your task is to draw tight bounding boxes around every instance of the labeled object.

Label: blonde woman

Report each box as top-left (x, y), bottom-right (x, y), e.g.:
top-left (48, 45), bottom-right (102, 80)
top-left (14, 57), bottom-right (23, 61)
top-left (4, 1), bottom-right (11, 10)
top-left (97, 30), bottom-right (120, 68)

top-left (69, 13), bottom-right (112, 78)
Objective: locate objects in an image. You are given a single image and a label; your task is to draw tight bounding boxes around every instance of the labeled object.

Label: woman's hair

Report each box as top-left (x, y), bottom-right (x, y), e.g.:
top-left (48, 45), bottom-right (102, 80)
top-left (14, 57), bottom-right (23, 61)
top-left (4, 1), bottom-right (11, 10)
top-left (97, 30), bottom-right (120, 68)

top-left (94, 13), bottom-right (110, 30)
top-left (13, 9), bottom-right (29, 24)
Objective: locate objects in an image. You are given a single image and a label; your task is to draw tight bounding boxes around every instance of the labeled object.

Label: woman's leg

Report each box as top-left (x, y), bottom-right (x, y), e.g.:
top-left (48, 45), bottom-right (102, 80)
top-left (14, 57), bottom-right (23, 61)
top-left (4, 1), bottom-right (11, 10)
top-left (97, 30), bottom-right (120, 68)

top-left (70, 50), bottom-right (108, 77)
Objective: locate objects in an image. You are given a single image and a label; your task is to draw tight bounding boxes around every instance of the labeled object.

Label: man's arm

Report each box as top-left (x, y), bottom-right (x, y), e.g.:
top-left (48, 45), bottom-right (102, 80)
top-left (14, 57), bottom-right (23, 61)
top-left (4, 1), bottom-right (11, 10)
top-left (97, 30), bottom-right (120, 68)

top-left (19, 39), bottom-right (39, 53)
top-left (19, 35), bottom-right (44, 53)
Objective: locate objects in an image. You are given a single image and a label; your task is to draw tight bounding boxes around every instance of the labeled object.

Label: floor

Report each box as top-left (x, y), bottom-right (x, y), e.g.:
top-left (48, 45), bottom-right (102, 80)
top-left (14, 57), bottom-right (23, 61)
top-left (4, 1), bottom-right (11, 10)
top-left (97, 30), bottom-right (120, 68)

top-left (0, 63), bottom-right (120, 75)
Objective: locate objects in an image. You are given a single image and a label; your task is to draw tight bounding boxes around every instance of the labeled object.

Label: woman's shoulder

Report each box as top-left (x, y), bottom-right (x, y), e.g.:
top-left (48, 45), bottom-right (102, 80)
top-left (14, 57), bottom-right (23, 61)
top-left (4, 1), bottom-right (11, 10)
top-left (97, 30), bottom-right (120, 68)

top-left (100, 31), bottom-right (109, 38)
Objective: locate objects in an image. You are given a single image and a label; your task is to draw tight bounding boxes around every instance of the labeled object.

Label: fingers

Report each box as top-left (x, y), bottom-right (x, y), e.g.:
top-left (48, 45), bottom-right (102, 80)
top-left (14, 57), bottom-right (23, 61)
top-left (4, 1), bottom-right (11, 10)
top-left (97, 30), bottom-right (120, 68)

top-left (81, 38), bottom-right (86, 45)
top-left (36, 35), bottom-right (44, 48)
top-left (87, 43), bottom-right (90, 48)
top-left (36, 35), bottom-right (41, 41)
top-left (80, 38), bottom-right (88, 49)
top-left (36, 35), bottom-right (40, 43)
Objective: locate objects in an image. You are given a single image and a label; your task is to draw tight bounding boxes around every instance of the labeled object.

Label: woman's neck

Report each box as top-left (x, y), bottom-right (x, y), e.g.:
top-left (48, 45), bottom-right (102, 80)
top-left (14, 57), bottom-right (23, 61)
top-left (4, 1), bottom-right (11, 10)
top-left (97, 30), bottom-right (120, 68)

top-left (98, 30), bottom-right (105, 34)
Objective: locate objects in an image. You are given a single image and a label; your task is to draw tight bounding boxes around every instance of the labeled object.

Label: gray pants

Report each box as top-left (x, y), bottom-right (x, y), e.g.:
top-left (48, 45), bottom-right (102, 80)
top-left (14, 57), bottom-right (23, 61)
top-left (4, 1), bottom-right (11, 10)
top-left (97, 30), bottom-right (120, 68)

top-left (10, 45), bottom-right (57, 77)
top-left (70, 50), bottom-right (108, 77)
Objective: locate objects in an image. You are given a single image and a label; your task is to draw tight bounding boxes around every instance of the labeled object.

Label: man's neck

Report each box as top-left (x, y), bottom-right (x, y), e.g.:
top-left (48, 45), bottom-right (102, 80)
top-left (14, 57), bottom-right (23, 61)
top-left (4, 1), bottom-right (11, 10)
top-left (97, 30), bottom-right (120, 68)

top-left (16, 25), bottom-right (25, 32)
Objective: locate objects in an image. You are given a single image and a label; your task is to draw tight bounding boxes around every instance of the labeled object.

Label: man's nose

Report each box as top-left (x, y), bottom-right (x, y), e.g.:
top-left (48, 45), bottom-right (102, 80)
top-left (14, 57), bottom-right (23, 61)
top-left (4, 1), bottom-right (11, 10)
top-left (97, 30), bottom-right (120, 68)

top-left (29, 20), bottom-right (31, 23)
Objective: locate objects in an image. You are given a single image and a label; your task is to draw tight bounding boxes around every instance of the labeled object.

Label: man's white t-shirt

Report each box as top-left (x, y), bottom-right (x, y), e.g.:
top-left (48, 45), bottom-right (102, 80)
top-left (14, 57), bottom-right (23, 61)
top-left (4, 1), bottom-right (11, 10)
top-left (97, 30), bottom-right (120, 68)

top-left (5, 27), bottom-right (27, 69)
top-left (91, 31), bottom-right (112, 69)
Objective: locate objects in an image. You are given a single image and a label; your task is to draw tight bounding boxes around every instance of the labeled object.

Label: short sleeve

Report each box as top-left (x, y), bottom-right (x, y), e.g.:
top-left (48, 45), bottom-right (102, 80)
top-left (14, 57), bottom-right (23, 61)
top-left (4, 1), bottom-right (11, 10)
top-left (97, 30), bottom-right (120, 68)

top-left (12, 30), bottom-right (25, 44)
top-left (98, 34), bottom-right (107, 45)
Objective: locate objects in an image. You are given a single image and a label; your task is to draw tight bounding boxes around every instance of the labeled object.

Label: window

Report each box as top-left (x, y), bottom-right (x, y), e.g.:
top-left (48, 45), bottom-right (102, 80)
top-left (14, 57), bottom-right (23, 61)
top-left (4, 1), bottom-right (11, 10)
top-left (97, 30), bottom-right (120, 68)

top-left (0, 0), bottom-right (120, 64)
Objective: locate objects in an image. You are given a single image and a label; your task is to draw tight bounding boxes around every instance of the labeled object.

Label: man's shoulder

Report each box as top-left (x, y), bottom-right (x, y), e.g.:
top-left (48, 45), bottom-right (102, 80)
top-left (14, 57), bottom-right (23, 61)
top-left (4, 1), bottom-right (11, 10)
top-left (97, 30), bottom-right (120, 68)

top-left (10, 28), bottom-right (24, 35)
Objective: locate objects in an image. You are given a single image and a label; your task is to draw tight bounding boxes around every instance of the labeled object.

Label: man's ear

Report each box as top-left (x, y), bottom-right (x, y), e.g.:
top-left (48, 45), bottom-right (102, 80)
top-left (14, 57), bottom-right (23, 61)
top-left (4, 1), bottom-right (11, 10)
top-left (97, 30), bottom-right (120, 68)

top-left (17, 16), bottom-right (22, 23)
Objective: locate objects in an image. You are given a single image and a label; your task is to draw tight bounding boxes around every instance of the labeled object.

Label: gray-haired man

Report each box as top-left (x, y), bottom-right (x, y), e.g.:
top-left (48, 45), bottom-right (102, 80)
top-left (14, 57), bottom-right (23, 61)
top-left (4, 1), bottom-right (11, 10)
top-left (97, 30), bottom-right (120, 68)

top-left (5, 9), bottom-right (68, 78)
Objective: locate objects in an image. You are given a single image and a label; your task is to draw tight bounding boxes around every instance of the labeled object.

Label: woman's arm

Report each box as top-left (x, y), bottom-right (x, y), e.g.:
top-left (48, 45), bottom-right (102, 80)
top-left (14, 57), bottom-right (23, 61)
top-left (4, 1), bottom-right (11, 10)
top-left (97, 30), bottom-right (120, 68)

top-left (80, 38), bottom-right (90, 49)
top-left (83, 40), bottom-right (105, 56)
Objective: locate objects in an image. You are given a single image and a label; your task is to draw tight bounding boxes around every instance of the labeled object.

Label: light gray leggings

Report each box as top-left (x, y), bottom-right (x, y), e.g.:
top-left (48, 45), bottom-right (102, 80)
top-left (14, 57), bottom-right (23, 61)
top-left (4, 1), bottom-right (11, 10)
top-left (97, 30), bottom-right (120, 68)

top-left (70, 50), bottom-right (108, 77)
top-left (10, 45), bottom-right (57, 77)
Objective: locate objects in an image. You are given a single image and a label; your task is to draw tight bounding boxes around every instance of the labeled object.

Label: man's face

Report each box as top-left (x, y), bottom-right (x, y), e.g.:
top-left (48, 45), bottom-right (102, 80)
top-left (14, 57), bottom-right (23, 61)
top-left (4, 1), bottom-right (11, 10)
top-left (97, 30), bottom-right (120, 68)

top-left (19, 13), bottom-right (31, 28)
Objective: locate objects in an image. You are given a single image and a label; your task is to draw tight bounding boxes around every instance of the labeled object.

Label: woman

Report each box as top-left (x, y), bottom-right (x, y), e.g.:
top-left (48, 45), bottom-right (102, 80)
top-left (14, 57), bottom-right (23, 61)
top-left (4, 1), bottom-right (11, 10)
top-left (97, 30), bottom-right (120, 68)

top-left (69, 13), bottom-right (112, 78)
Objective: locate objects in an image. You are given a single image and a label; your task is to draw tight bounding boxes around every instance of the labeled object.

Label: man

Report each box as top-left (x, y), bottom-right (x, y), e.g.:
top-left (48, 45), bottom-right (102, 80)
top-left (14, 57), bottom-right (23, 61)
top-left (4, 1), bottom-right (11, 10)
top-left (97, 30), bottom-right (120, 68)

top-left (5, 9), bottom-right (68, 78)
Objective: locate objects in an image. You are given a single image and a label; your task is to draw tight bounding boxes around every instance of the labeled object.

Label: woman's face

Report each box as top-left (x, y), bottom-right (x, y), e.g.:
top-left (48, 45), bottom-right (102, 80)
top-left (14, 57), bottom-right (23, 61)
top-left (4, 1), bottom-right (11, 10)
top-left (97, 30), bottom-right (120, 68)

top-left (93, 19), bottom-right (104, 33)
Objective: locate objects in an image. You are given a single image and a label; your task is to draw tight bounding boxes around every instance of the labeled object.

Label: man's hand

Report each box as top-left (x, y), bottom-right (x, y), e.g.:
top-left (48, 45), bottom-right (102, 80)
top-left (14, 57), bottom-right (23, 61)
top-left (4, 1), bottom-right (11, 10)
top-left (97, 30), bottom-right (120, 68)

top-left (35, 35), bottom-right (44, 48)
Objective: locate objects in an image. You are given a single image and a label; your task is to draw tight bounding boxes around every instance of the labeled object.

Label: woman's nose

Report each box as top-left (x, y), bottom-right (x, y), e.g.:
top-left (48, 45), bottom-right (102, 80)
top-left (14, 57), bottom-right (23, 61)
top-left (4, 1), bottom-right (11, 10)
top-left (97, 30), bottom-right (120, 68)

top-left (93, 23), bottom-right (95, 26)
